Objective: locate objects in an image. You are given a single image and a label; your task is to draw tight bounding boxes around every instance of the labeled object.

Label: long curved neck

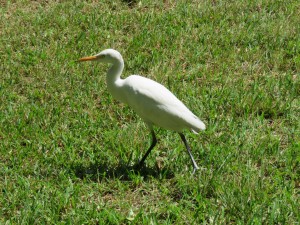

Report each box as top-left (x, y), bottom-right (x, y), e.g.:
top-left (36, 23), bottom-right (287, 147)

top-left (106, 60), bottom-right (124, 83)
top-left (106, 59), bottom-right (125, 102)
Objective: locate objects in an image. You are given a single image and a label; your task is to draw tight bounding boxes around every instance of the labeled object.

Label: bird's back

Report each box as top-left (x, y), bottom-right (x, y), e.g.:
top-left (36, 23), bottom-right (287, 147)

top-left (120, 75), bottom-right (205, 133)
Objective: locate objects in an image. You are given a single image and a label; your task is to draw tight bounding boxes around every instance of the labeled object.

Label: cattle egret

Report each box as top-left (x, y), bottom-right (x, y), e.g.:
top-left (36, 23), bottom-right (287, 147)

top-left (79, 49), bottom-right (205, 173)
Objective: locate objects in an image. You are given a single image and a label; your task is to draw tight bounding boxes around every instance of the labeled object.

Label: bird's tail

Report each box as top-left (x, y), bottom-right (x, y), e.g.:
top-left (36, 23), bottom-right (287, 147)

top-left (190, 116), bottom-right (206, 134)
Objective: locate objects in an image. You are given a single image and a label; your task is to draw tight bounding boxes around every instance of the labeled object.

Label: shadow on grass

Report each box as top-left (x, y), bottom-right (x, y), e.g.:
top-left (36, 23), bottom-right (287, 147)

top-left (72, 161), bottom-right (175, 182)
top-left (121, 0), bottom-right (138, 8)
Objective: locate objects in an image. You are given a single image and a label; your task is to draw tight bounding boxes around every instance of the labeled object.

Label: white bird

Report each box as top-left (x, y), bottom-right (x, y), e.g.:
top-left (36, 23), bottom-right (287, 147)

top-left (79, 49), bottom-right (205, 173)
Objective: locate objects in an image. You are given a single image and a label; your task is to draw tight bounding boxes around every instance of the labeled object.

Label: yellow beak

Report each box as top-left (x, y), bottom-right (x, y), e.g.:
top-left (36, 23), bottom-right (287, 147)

top-left (78, 55), bottom-right (97, 62)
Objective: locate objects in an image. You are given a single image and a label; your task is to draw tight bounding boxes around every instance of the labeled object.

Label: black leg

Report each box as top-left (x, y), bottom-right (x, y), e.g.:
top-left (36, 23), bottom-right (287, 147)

top-left (179, 133), bottom-right (199, 174)
top-left (137, 129), bottom-right (157, 168)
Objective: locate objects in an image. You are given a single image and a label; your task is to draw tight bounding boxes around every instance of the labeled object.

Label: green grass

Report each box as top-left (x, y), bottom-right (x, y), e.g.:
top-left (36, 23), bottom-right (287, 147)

top-left (1, 0), bottom-right (299, 224)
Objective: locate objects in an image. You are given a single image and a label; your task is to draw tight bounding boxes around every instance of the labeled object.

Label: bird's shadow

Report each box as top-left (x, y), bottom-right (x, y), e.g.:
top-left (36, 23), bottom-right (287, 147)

top-left (71, 161), bottom-right (175, 182)
top-left (121, 0), bottom-right (138, 7)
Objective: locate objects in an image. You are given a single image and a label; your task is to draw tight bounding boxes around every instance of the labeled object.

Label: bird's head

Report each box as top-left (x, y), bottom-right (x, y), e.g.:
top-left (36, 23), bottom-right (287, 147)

top-left (79, 49), bottom-right (123, 64)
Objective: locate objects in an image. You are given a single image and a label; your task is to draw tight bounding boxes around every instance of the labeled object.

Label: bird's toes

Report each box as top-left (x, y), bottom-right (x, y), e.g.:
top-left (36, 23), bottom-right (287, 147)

top-left (192, 167), bottom-right (198, 175)
top-left (198, 166), bottom-right (207, 171)
top-left (192, 165), bottom-right (207, 174)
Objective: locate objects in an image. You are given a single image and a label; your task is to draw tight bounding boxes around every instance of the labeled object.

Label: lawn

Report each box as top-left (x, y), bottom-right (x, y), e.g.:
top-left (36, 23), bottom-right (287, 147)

top-left (0, 0), bottom-right (299, 224)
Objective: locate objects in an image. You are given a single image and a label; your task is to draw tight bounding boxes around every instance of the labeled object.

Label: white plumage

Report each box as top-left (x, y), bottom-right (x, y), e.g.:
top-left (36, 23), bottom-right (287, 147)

top-left (79, 49), bottom-right (205, 173)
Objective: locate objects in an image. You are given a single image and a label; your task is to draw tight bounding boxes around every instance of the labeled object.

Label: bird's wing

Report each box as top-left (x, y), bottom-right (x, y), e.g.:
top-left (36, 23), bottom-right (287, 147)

top-left (121, 75), bottom-right (205, 132)
top-left (122, 75), bottom-right (186, 110)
